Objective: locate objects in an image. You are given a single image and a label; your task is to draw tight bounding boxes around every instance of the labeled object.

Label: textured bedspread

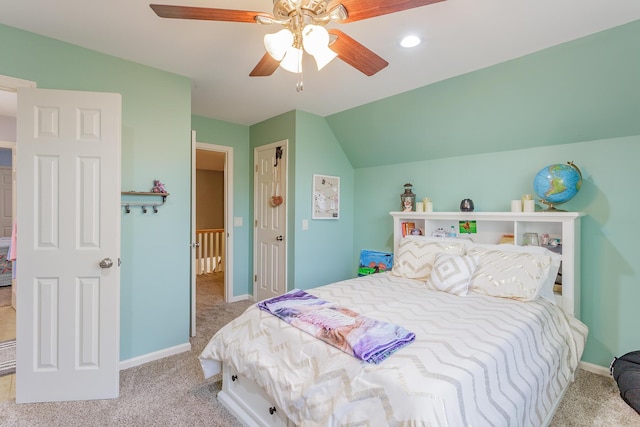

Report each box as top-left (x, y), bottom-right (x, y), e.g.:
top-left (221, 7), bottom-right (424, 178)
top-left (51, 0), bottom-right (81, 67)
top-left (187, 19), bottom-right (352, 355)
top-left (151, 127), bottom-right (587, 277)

top-left (200, 273), bottom-right (588, 426)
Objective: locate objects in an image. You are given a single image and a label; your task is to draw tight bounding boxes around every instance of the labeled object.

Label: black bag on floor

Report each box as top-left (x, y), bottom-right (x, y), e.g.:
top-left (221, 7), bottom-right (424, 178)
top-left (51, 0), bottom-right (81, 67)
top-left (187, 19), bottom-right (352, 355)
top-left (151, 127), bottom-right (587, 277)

top-left (611, 350), bottom-right (640, 414)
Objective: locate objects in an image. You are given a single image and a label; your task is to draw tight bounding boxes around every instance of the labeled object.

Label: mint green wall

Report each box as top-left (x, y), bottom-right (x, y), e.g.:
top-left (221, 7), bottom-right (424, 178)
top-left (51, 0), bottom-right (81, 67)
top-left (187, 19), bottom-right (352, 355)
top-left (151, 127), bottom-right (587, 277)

top-left (249, 111), bottom-right (354, 291)
top-left (0, 24), bottom-right (193, 361)
top-left (293, 111), bottom-right (354, 288)
top-left (191, 115), bottom-right (251, 297)
top-left (326, 20), bottom-right (640, 169)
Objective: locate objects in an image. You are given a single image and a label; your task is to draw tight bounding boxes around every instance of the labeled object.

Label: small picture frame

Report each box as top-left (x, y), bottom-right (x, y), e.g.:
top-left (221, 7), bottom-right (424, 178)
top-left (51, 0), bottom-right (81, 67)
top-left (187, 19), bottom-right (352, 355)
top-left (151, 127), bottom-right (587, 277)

top-left (312, 174), bottom-right (340, 219)
top-left (459, 220), bottom-right (477, 234)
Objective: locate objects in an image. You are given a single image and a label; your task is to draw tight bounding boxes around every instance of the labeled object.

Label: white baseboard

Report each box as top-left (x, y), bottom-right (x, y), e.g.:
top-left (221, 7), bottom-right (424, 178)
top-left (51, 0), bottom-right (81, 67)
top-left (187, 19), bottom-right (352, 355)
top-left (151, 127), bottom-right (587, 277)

top-left (579, 361), bottom-right (610, 377)
top-left (228, 294), bottom-right (252, 303)
top-left (119, 342), bottom-right (192, 371)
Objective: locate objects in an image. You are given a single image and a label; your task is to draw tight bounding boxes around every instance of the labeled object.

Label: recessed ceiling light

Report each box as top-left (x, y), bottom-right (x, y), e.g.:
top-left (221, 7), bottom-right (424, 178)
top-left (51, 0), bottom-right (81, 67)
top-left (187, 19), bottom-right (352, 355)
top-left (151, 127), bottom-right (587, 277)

top-left (400, 35), bottom-right (421, 48)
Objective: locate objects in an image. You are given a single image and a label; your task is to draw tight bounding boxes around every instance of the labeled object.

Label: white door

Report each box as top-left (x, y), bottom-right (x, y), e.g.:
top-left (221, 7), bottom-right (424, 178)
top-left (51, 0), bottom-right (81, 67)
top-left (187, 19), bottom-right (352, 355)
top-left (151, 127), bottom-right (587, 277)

top-left (254, 141), bottom-right (287, 302)
top-left (16, 88), bottom-right (121, 403)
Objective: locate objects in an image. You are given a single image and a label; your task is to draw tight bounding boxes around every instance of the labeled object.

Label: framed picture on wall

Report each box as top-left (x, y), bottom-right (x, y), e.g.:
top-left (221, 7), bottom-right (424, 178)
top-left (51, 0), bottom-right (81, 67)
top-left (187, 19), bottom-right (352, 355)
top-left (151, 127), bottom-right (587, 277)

top-left (312, 174), bottom-right (340, 219)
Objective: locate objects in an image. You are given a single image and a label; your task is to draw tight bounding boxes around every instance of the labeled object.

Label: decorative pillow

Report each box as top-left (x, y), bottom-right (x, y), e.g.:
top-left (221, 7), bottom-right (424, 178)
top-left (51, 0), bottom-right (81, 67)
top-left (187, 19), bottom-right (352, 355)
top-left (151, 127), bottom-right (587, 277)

top-left (391, 236), bottom-right (472, 280)
top-left (468, 244), bottom-right (561, 301)
top-left (426, 254), bottom-right (478, 296)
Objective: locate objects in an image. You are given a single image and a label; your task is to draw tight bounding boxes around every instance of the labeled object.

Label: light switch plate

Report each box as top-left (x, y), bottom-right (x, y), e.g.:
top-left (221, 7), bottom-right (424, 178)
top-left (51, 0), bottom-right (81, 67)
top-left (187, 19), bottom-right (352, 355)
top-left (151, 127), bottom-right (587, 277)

top-left (234, 217), bottom-right (243, 227)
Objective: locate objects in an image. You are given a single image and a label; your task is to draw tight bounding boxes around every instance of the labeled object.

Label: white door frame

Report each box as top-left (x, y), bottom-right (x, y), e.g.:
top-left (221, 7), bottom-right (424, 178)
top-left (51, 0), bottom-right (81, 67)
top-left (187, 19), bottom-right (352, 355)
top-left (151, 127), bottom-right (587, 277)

top-left (253, 140), bottom-right (288, 300)
top-left (0, 74), bottom-right (36, 229)
top-left (190, 134), bottom-right (234, 336)
top-left (0, 76), bottom-right (35, 344)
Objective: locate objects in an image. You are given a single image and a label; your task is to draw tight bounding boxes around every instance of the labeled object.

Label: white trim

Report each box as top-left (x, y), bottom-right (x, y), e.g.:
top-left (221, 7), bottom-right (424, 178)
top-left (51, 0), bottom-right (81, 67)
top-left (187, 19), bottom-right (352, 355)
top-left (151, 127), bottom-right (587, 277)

top-left (118, 342), bottom-right (192, 371)
top-left (190, 131), bottom-right (197, 336)
top-left (195, 141), bottom-right (234, 303)
top-left (579, 361), bottom-right (610, 377)
top-left (0, 75), bottom-right (36, 92)
top-left (228, 294), bottom-right (251, 303)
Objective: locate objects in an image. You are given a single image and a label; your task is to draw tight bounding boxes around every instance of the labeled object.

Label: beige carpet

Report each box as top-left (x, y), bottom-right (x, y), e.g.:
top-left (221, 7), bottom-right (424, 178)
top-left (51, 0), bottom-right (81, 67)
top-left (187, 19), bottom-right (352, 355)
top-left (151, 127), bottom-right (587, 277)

top-left (0, 273), bottom-right (637, 426)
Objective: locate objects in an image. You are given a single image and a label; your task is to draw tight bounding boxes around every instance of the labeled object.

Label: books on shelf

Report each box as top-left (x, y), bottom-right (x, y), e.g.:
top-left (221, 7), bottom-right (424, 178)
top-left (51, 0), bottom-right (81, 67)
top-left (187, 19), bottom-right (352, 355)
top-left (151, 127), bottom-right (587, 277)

top-left (401, 222), bottom-right (417, 237)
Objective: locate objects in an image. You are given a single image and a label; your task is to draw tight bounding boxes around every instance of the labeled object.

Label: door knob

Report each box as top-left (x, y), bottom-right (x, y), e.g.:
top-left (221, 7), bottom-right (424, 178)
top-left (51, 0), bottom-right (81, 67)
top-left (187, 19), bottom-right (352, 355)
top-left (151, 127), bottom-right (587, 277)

top-left (276, 235), bottom-right (283, 241)
top-left (99, 258), bottom-right (114, 269)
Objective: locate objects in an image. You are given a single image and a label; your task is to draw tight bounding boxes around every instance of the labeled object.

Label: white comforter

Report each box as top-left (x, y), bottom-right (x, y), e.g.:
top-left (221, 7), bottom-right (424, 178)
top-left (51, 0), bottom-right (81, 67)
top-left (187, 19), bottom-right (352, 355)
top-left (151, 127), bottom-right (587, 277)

top-left (200, 273), bottom-right (588, 426)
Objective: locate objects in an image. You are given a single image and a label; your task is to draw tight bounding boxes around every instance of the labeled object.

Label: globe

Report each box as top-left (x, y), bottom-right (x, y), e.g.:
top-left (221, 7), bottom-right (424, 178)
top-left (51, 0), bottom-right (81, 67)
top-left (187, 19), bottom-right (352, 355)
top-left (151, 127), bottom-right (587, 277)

top-left (533, 162), bottom-right (582, 211)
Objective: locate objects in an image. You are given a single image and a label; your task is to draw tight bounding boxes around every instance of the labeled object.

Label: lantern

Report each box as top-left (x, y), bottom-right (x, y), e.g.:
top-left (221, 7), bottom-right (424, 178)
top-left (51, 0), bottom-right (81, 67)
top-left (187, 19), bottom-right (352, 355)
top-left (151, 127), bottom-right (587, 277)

top-left (400, 183), bottom-right (416, 212)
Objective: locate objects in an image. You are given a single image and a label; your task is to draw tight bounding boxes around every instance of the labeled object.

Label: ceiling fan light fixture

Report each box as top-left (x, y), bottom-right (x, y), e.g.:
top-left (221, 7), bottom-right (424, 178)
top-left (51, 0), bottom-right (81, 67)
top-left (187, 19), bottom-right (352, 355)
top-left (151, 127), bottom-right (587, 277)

top-left (264, 29), bottom-right (294, 61)
top-left (310, 46), bottom-right (338, 70)
top-left (327, 5), bottom-right (348, 22)
top-left (302, 25), bottom-right (337, 70)
top-left (280, 46), bottom-right (303, 73)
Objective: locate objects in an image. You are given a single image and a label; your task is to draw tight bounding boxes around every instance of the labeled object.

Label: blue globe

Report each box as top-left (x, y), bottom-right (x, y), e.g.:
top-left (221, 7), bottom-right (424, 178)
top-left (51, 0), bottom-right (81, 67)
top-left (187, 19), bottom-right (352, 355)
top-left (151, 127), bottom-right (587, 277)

top-left (533, 162), bottom-right (582, 210)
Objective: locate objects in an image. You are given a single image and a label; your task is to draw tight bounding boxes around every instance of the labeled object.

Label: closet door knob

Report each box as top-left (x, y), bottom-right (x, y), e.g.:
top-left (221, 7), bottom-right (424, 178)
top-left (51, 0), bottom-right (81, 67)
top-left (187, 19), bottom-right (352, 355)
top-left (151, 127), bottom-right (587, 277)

top-left (276, 235), bottom-right (283, 241)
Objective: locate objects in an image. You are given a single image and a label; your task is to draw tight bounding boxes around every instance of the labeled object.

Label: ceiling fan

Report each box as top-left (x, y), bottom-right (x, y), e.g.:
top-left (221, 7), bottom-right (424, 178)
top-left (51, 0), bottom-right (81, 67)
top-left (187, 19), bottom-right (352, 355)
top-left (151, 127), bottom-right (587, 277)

top-left (150, 0), bottom-right (444, 81)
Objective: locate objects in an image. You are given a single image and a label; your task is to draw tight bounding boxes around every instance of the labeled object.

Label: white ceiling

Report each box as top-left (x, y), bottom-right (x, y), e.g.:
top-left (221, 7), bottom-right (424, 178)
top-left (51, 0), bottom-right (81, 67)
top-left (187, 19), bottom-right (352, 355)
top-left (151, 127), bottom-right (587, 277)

top-left (0, 0), bottom-right (639, 125)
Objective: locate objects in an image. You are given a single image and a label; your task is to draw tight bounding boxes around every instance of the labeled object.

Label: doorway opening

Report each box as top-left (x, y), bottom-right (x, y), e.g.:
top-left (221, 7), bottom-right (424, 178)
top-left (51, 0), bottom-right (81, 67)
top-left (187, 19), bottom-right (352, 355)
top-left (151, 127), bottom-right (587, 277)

top-left (0, 80), bottom-right (23, 403)
top-left (190, 139), bottom-right (233, 336)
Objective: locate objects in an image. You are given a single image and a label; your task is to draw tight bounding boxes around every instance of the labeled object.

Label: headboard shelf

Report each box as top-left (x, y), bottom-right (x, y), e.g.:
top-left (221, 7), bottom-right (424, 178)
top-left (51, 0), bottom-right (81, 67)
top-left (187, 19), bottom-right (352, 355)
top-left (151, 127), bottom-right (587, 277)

top-left (390, 211), bottom-right (584, 319)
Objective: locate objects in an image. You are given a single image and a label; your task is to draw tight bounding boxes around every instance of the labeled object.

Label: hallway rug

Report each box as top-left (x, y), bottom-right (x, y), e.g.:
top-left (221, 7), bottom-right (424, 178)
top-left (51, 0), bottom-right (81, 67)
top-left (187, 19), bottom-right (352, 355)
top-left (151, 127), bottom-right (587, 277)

top-left (0, 339), bottom-right (16, 377)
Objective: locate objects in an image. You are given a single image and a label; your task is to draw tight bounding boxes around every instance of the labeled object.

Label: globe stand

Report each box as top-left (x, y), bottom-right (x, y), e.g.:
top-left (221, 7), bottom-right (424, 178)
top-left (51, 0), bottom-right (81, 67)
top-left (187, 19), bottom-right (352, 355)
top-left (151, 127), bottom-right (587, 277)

top-left (540, 199), bottom-right (566, 212)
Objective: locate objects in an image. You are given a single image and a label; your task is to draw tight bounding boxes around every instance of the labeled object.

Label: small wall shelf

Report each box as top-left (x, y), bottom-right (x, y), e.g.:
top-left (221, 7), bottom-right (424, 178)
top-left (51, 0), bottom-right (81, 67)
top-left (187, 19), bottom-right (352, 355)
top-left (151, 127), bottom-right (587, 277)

top-left (121, 191), bottom-right (169, 213)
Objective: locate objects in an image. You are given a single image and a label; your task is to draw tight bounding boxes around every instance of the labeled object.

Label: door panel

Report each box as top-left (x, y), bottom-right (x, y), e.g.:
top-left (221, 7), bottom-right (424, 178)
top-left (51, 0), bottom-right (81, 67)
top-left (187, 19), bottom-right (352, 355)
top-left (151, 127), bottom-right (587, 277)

top-left (254, 142), bottom-right (287, 302)
top-left (16, 87), bottom-right (121, 403)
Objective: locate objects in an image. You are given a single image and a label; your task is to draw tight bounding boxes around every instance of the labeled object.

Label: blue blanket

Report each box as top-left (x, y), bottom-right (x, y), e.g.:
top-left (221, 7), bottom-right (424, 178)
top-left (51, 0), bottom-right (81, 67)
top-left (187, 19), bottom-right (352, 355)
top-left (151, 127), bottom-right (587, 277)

top-left (257, 289), bottom-right (415, 364)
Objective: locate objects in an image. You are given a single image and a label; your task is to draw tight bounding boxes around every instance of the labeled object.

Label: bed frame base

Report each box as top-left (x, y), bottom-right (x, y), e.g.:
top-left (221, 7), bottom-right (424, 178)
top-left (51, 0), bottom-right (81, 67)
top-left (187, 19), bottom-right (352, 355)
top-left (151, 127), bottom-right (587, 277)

top-left (219, 363), bottom-right (293, 426)
top-left (219, 361), bottom-right (573, 427)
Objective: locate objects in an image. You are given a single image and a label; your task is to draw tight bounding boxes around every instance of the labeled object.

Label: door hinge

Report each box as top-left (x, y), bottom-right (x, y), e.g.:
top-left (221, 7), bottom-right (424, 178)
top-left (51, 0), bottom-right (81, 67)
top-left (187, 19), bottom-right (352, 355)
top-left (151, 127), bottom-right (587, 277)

top-left (254, 274), bottom-right (257, 282)
top-left (255, 164), bottom-right (258, 172)
top-left (255, 219), bottom-right (258, 227)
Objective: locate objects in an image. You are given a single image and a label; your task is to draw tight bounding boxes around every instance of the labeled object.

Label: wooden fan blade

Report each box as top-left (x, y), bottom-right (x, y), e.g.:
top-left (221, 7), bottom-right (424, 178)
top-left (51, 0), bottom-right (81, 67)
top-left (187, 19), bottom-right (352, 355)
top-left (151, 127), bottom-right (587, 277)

top-left (328, 29), bottom-right (388, 76)
top-left (150, 4), bottom-right (271, 23)
top-left (329, 0), bottom-right (445, 23)
top-left (250, 53), bottom-right (280, 77)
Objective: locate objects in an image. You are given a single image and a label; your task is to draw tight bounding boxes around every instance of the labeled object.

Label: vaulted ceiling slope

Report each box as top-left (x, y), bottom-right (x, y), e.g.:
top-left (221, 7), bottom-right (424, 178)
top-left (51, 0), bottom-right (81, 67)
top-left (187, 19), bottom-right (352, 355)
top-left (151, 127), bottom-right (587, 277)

top-left (326, 19), bottom-right (640, 168)
top-left (0, 0), bottom-right (639, 126)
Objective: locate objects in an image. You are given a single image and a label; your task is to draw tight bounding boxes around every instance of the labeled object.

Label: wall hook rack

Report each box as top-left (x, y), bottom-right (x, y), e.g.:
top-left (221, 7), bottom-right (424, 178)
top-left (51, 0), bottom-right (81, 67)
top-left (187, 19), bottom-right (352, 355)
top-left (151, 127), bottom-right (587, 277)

top-left (121, 191), bottom-right (169, 214)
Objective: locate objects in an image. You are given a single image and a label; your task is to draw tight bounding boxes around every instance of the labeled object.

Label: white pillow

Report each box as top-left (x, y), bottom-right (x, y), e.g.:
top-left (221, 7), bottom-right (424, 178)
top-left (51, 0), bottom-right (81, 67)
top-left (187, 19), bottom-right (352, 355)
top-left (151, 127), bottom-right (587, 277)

top-left (391, 236), bottom-right (472, 280)
top-left (426, 254), bottom-right (478, 296)
top-left (468, 244), bottom-right (561, 302)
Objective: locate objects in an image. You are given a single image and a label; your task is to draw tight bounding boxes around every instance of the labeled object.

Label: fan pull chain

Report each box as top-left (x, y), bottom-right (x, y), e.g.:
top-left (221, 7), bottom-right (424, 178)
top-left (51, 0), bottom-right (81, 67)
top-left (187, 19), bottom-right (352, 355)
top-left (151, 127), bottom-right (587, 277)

top-left (296, 72), bottom-right (304, 92)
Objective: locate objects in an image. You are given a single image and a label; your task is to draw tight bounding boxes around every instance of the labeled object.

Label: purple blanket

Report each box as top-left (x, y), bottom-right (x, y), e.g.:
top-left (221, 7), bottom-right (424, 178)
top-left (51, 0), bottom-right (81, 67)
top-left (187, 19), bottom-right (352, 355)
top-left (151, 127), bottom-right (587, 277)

top-left (257, 289), bottom-right (415, 364)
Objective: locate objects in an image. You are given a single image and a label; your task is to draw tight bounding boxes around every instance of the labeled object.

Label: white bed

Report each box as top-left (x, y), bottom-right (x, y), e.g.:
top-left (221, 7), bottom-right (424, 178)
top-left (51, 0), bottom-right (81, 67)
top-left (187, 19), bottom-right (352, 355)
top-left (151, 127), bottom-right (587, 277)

top-left (200, 236), bottom-right (588, 426)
